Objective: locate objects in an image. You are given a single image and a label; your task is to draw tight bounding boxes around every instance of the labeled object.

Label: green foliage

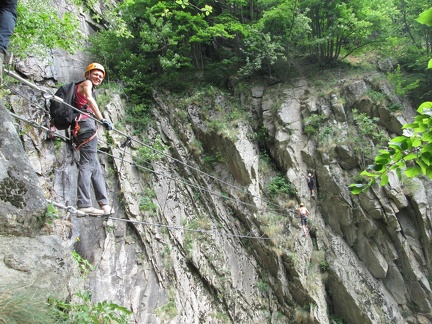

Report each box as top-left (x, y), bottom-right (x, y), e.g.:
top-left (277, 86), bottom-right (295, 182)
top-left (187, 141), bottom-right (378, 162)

top-left (319, 260), bottom-right (330, 272)
top-left (133, 135), bottom-right (168, 165)
top-left (139, 189), bottom-right (158, 214)
top-left (299, 0), bottom-right (397, 63)
top-left (95, 83), bottom-right (123, 108)
top-left (203, 152), bottom-right (224, 167)
top-left (12, 0), bottom-right (82, 57)
top-left (125, 103), bottom-right (153, 135)
top-left (417, 7), bottom-right (432, 26)
top-left (351, 109), bottom-right (389, 168)
top-left (254, 125), bottom-right (271, 149)
top-left (192, 93), bottom-right (245, 140)
top-left (50, 290), bottom-right (132, 323)
top-left (45, 203), bottom-right (60, 225)
top-left (303, 114), bottom-right (327, 136)
top-left (156, 298), bottom-right (177, 320)
top-left (53, 137), bottom-right (63, 152)
top-left (350, 8), bottom-right (432, 195)
top-left (155, 70), bottom-right (201, 93)
top-left (256, 278), bottom-right (270, 294)
top-left (89, 0), bottom-right (236, 95)
top-left (0, 284), bottom-right (57, 324)
top-left (366, 90), bottom-right (386, 103)
top-left (239, 27), bottom-right (286, 77)
top-left (155, 288), bottom-right (178, 320)
top-left (350, 101), bottom-right (432, 194)
top-left (71, 251), bottom-right (95, 277)
top-left (79, 0), bottom-right (431, 103)
top-left (183, 216), bottom-right (211, 257)
top-left (204, 59), bottom-right (242, 87)
top-left (387, 64), bottom-right (420, 96)
top-left (388, 102), bottom-right (403, 112)
top-left (267, 176), bottom-right (296, 197)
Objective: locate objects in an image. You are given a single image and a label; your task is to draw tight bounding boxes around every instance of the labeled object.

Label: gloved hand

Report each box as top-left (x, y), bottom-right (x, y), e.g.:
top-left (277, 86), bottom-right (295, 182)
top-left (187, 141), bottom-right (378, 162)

top-left (101, 119), bottom-right (113, 130)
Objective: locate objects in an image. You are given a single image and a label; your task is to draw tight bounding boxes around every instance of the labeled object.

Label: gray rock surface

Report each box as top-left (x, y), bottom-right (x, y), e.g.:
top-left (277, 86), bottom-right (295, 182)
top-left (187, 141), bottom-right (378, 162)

top-left (0, 1), bottom-right (431, 323)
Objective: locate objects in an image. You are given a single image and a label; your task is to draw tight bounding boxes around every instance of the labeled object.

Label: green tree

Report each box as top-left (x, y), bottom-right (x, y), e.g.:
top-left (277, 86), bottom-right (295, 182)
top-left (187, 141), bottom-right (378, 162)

top-left (350, 7), bottom-right (432, 195)
top-left (88, 0), bottom-right (242, 96)
top-left (397, 0), bottom-right (432, 54)
top-left (11, 0), bottom-right (82, 57)
top-left (298, 0), bottom-right (397, 64)
top-left (238, 27), bottom-right (286, 77)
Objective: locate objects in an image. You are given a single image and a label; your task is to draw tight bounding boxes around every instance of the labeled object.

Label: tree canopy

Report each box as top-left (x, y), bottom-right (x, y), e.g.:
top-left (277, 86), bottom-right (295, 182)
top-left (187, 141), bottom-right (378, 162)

top-left (11, 0), bottom-right (82, 57)
top-left (74, 0), bottom-right (430, 97)
top-left (10, 1), bottom-right (432, 195)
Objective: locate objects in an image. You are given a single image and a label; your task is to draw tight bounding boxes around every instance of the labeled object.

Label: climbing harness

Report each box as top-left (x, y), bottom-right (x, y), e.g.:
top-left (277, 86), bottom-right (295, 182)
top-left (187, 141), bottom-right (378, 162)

top-left (72, 113), bottom-right (98, 151)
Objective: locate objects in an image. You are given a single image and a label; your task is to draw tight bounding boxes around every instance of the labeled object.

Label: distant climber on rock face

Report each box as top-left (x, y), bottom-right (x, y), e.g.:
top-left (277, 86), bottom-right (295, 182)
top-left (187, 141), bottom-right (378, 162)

top-left (304, 172), bottom-right (315, 197)
top-left (74, 63), bottom-right (114, 216)
top-left (297, 202), bottom-right (310, 237)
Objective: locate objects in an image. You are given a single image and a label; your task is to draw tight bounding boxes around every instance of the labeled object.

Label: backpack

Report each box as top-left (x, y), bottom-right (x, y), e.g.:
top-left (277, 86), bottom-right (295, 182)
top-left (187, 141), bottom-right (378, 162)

top-left (48, 81), bottom-right (83, 130)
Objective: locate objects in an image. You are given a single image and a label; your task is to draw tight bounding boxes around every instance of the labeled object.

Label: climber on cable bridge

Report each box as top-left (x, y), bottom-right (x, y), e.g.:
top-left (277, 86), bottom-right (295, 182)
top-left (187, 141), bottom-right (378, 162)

top-left (73, 63), bottom-right (114, 216)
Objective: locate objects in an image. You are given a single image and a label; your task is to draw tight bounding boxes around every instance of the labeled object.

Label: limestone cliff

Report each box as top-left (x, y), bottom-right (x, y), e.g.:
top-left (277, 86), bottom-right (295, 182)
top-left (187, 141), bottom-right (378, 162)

top-left (0, 2), bottom-right (431, 324)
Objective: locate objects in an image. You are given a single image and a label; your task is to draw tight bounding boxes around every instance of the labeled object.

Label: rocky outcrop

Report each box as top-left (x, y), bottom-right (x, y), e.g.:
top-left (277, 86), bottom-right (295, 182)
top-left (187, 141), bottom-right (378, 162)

top-left (0, 3), bottom-right (431, 324)
top-left (0, 104), bottom-right (47, 236)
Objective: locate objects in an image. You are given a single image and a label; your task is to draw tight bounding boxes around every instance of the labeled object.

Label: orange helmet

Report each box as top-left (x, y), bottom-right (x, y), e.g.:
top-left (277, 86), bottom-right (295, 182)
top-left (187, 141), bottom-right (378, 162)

top-left (84, 63), bottom-right (105, 78)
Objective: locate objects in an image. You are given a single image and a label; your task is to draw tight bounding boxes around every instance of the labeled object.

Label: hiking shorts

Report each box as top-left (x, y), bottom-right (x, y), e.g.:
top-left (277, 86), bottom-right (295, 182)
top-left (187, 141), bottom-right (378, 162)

top-left (301, 216), bottom-right (308, 226)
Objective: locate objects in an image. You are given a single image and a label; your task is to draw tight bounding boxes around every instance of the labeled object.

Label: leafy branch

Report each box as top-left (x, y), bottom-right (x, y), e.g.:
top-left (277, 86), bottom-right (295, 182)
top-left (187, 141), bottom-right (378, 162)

top-left (50, 290), bottom-right (131, 323)
top-left (350, 101), bottom-right (432, 194)
top-left (350, 7), bottom-right (432, 195)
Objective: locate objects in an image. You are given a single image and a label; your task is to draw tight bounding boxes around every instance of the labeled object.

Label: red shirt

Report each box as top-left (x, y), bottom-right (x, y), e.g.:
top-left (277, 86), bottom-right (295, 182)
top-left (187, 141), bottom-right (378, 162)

top-left (75, 84), bottom-right (87, 108)
top-left (75, 84), bottom-right (94, 119)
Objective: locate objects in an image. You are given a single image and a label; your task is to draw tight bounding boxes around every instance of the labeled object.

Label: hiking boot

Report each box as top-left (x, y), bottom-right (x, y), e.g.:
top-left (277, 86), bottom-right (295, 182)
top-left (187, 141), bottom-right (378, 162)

top-left (102, 205), bottom-right (115, 215)
top-left (78, 206), bottom-right (104, 216)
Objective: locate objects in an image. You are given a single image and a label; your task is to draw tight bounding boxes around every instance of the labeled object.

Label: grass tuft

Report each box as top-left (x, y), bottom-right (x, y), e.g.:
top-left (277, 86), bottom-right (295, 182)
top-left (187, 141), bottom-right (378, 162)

top-left (0, 283), bottom-right (57, 324)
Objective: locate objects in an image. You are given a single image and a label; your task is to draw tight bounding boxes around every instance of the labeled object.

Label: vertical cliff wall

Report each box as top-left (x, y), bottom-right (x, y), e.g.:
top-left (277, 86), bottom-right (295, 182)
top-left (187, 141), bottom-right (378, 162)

top-left (0, 1), bottom-right (431, 323)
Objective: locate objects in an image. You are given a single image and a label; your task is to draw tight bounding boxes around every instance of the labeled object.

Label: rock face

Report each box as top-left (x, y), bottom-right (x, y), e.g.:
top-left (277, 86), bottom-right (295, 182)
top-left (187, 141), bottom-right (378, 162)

top-left (0, 104), bottom-right (47, 236)
top-left (0, 2), bottom-right (431, 324)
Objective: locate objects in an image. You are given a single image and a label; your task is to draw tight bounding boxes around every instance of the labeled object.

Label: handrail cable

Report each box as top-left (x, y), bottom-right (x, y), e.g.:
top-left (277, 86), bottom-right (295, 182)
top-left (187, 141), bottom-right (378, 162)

top-left (4, 70), bottom-right (296, 214)
top-left (8, 111), bottom-right (291, 217)
top-left (48, 200), bottom-right (275, 241)
top-left (4, 68), bottom-right (269, 198)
